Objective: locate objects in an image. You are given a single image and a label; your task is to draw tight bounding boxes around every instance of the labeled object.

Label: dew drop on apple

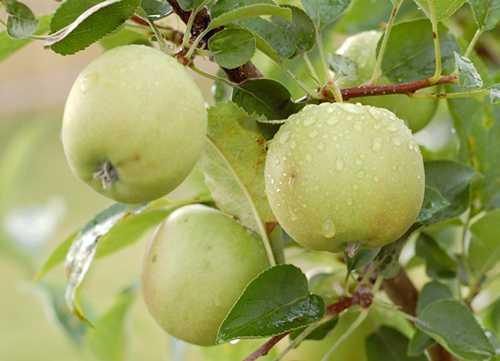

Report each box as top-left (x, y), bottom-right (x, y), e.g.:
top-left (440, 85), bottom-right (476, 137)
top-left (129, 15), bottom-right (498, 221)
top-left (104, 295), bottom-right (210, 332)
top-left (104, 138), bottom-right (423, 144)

top-left (80, 72), bottom-right (99, 93)
top-left (322, 219), bottom-right (336, 238)
top-left (336, 157), bottom-right (345, 171)
top-left (308, 129), bottom-right (318, 138)
top-left (306, 153), bottom-right (314, 162)
top-left (280, 130), bottom-right (291, 144)
top-left (392, 137), bottom-right (402, 146)
top-left (317, 142), bottom-right (325, 151)
top-left (372, 138), bottom-right (382, 152)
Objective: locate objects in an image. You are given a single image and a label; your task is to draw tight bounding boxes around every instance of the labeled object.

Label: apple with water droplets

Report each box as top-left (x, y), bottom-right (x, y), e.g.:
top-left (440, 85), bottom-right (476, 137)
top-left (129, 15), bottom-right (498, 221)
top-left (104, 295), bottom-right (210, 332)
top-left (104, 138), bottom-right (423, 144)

top-left (62, 45), bottom-right (207, 204)
top-left (141, 204), bottom-right (270, 346)
top-left (336, 30), bottom-right (438, 133)
top-left (265, 102), bottom-right (425, 255)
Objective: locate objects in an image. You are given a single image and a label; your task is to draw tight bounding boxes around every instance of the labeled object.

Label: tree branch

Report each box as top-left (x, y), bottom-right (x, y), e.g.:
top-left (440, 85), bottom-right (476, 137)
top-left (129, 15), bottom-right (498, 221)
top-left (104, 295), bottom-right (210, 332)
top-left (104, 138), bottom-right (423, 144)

top-left (165, 0), bottom-right (262, 83)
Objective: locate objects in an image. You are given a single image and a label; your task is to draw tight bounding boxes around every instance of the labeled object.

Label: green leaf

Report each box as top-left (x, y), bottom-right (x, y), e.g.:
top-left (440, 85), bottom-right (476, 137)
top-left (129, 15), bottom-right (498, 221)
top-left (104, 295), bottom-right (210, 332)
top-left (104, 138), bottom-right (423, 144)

top-left (232, 78), bottom-right (304, 120)
top-left (270, 5), bottom-right (316, 57)
top-left (415, 234), bottom-right (457, 279)
top-left (0, 14), bottom-right (51, 63)
top-left (49, 0), bottom-right (141, 55)
top-left (327, 53), bottom-right (358, 82)
top-left (33, 283), bottom-right (89, 346)
top-left (455, 52), bottom-right (484, 89)
top-left (4, 0), bottom-right (39, 39)
top-left (490, 85), bottom-right (500, 105)
top-left (366, 326), bottom-right (427, 361)
top-left (422, 160), bottom-right (476, 226)
top-left (87, 286), bottom-right (137, 361)
top-left (197, 101), bottom-right (275, 245)
top-left (140, 0), bottom-right (172, 19)
top-left (176, 0), bottom-right (205, 11)
top-left (416, 281), bottom-right (453, 316)
top-left (416, 186), bottom-right (451, 223)
top-left (381, 19), bottom-right (459, 83)
top-left (211, 0), bottom-right (274, 18)
top-left (412, 0), bottom-right (467, 21)
top-left (217, 264), bottom-right (326, 343)
top-left (208, 29), bottom-right (256, 69)
top-left (416, 299), bottom-right (496, 360)
top-left (410, 281), bottom-right (454, 357)
top-left (34, 198), bottom-right (188, 282)
top-left (376, 224), bottom-right (422, 278)
top-left (238, 17), bottom-right (295, 59)
top-left (300, 0), bottom-right (352, 28)
top-left (208, 4), bottom-right (292, 30)
top-left (346, 248), bottom-right (380, 272)
top-left (470, 0), bottom-right (500, 31)
top-left (408, 330), bottom-right (436, 357)
top-left (470, 210), bottom-right (500, 278)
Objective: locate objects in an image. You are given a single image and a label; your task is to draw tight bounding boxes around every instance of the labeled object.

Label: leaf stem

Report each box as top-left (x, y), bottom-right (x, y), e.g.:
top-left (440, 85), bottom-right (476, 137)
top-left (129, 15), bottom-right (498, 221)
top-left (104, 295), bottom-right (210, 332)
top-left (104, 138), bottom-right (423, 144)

top-left (189, 63), bottom-right (241, 89)
top-left (274, 321), bottom-right (324, 361)
top-left (316, 30), bottom-right (343, 102)
top-left (185, 27), bottom-right (210, 60)
top-left (369, 0), bottom-right (403, 85)
top-left (428, 1), bottom-right (441, 85)
top-left (319, 309), bottom-right (369, 361)
top-left (182, 0), bottom-right (211, 49)
top-left (136, 7), bottom-right (172, 55)
top-left (464, 28), bottom-right (483, 58)
top-left (275, 60), bottom-right (322, 99)
top-left (301, 53), bottom-right (321, 87)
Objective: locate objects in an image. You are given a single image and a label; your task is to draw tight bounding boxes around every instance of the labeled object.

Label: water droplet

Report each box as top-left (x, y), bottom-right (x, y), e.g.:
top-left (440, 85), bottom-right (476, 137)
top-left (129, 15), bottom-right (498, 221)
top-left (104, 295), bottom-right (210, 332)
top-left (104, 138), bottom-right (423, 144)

top-left (280, 130), bottom-right (291, 144)
top-left (355, 158), bottom-right (362, 165)
top-left (346, 115), bottom-right (354, 121)
top-left (80, 72), bottom-right (99, 93)
top-left (328, 168), bottom-right (335, 176)
top-left (290, 140), bottom-right (297, 149)
top-left (408, 141), bottom-right (414, 150)
top-left (306, 153), bottom-right (314, 162)
top-left (347, 197), bottom-right (353, 206)
top-left (326, 117), bottom-right (340, 126)
top-left (353, 122), bottom-right (363, 133)
top-left (336, 157), bottom-right (345, 171)
top-left (317, 142), bottom-right (325, 151)
top-left (309, 129), bottom-right (319, 138)
top-left (373, 176), bottom-right (379, 182)
top-left (326, 107), bottom-right (334, 113)
top-left (392, 137), bottom-right (402, 146)
top-left (303, 117), bottom-right (317, 126)
top-left (386, 123), bottom-right (398, 132)
top-left (372, 138), bottom-right (382, 152)
top-left (368, 107), bottom-right (381, 120)
top-left (373, 123), bottom-right (381, 129)
top-left (357, 170), bottom-right (365, 178)
top-left (275, 158), bottom-right (280, 165)
top-left (322, 219), bottom-right (336, 238)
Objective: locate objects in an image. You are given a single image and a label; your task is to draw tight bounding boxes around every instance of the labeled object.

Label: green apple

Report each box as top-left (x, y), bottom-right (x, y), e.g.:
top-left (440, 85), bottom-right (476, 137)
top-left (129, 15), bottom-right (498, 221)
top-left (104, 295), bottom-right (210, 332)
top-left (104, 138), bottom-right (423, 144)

top-left (141, 204), bottom-right (270, 346)
top-left (265, 102), bottom-right (425, 254)
top-left (62, 45), bottom-right (207, 204)
top-left (336, 30), bottom-right (438, 133)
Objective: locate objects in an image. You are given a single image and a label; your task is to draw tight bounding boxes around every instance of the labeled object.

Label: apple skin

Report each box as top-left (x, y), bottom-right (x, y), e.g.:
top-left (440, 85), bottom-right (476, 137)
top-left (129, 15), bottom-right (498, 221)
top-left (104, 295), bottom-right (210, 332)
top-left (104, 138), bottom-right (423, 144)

top-left (141, 204), bottom-right (270, 346)
top-left (62, 45), bottom-right (207, 204)
top-left (336, 30), bottom-right (438, 133)
top-left (265, 102), bottom-right (425, 253)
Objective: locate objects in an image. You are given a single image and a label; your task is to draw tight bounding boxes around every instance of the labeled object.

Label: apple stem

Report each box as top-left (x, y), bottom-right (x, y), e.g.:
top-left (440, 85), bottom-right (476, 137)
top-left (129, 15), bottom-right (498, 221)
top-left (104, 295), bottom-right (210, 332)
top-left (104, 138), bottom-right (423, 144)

top-left (345, 241), bottom-right (361, 258)
top-left (93, 161), bottom-right (118, 190)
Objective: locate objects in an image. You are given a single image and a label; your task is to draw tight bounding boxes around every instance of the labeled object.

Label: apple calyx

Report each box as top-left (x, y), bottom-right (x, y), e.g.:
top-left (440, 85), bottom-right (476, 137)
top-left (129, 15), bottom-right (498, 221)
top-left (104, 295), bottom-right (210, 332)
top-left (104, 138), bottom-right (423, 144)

top-left (345, 241), bottom-right (361, 258)
top-left (93, 160), bottom-right (118, 190)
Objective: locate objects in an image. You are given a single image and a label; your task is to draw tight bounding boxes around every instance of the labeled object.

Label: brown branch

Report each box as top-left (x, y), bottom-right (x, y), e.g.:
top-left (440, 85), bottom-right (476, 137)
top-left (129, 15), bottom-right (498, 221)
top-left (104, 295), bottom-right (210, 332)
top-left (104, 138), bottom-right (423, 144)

top-left (165, 0), bottom-right (262, 83)
top-left (242, 292), bottom-right (372, 361)
top-left (383, 268), bottom-right (458, 361)
top-left (340, 75), bottom-right (457, 101)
